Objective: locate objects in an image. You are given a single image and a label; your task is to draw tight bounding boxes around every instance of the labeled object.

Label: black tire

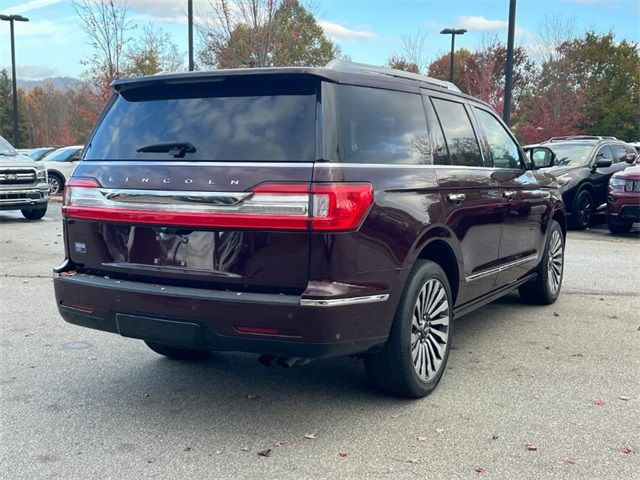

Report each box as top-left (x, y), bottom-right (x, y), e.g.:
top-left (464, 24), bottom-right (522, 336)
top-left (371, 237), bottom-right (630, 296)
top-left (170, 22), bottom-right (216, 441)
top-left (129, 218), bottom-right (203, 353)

top-left (519, 220), bottom-right (564, 305)
top-left (365, 260), bottom-right (453, 398)
top-left (144, 340), bottom-right (210, 360)
top-left (569, 188), bottom-right (594, 230)
top-left (48, 173), bottom-right (63, 195)
top-left (607, 218), bottom-right (633, 234)
top-left (21, 206), bottom-right (47, 220)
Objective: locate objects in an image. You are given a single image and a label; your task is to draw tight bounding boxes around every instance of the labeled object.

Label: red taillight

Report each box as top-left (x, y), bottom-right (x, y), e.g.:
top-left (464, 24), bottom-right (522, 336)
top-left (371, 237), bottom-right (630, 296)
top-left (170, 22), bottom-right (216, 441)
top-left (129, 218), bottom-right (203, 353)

top-left (310, 184), bottom-right (374, 231)
top-left (63, 180), bottom-right (373, 232)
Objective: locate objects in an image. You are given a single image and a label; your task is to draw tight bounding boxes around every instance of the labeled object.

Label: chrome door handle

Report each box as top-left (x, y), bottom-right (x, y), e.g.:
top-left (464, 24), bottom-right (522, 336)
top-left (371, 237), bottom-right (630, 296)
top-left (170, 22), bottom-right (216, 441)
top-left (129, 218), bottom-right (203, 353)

top-left (503, 190), bottom-right (517, 201)
top-left (447, 193), bottom-right (466, 205)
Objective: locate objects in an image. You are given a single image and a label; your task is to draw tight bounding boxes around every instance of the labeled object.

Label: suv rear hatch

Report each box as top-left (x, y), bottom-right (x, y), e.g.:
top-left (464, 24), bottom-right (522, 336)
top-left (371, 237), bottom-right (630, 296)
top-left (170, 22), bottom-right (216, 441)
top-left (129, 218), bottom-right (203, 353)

top-left (64, 75), bottom-right (320, 294)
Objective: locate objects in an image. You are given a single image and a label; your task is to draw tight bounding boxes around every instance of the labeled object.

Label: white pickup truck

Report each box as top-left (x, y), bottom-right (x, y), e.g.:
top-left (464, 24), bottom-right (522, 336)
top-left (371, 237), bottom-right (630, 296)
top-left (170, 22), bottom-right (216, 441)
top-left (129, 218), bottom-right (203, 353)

top-left (0, 135), bottom-right (50, 219)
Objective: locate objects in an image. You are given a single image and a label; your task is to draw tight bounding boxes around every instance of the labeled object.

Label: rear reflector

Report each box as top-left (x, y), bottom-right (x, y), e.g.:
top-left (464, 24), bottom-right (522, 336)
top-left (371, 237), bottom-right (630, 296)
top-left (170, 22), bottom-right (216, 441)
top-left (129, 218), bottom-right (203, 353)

top-left (63, 178), bottom-right (373, 232)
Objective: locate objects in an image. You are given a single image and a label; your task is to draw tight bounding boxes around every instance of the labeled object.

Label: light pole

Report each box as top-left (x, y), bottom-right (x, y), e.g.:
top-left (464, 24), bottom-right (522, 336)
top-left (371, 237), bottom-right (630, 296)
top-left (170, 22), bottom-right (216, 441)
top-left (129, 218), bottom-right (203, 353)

top-left (187, 0), bottom-right (194, 71)
top-left (440, 28), bottom-right (467, 83)
top-left (503, 0), bottom-right (517, 125)
top-left (0, 14), bottom-right (29, 147)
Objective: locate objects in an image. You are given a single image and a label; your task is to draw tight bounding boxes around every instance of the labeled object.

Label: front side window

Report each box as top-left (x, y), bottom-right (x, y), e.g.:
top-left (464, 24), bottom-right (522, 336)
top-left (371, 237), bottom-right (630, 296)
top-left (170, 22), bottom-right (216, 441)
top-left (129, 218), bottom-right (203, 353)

top-left (338, 86), bottom-right (429, 164)
top-left (474, 108), bottom-right (522, 169)
top-left (595, 145), bottom-right (614, 163)
top-left (431, 98), bottom-right (483, 167)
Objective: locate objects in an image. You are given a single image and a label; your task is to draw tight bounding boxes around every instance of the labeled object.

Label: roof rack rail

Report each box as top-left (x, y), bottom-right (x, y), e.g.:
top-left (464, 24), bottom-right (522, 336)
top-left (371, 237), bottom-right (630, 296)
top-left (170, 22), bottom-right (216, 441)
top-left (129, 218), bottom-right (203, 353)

top-left (325, 59), bottom-right (461, 92)
top-left (548, 135), bottom-right (619, 142)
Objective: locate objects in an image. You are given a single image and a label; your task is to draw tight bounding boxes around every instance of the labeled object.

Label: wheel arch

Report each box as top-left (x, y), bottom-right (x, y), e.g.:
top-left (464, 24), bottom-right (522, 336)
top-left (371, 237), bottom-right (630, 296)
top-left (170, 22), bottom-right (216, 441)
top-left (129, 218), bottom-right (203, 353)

top-left (410, 228), bottom-right (461, 306)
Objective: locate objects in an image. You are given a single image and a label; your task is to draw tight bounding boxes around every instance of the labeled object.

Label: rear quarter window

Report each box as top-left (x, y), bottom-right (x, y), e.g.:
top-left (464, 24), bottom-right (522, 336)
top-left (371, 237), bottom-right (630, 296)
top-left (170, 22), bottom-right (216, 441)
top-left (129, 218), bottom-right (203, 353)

top-left (84, 81), bottom-right (318, 162)
top-left (337, 86), bottom-right (429, 164)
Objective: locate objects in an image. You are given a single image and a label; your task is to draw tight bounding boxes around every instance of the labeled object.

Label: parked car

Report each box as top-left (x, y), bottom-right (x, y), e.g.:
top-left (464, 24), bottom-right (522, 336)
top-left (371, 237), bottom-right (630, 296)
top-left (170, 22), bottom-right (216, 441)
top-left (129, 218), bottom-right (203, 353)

top-left (25, 146), bottom-right (61, 162)
top-left (607, 163), bottom-right (640, 234)
top-left (42, 145), bottom-right (84, 194)
top-left (525, 136), bottom-right (637, 229)
top-left (54, 61), bottom-right (567, 398)
top-left (0, 135), bottom-right (50, 219)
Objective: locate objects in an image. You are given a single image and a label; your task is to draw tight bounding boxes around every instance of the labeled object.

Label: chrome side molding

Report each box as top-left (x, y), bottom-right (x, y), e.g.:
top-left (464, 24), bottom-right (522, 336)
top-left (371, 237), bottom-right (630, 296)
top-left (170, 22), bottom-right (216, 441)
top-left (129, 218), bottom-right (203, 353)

top-left (465, 255), bottom-right (538, 283)
top-left (300, 294), bottom-right (390, 307)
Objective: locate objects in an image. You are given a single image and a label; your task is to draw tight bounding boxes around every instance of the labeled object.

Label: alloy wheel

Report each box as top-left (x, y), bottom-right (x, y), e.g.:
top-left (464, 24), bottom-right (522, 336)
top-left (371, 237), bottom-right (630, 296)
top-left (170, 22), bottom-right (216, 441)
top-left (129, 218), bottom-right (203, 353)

top-left (547, 230), bottom-right (564, 295)
top-left (411, 279), bottom-right (450, 381)
top-left (48, 176), bottom-right (61, 195)
top-left (578, 194), bottom-right (592, 226)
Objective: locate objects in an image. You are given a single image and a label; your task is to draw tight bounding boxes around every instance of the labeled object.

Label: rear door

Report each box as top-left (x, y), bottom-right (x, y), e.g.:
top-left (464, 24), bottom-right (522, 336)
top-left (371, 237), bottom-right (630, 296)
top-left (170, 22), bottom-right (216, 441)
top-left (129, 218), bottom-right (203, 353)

top-left (591, 144), bottom-right (621, 206)
top-left (66, 77), bottom-right (319, 293)
top-left (470, 106), bottom-right (546, 287)
top-left (427, 96), bottom-right (503, 303)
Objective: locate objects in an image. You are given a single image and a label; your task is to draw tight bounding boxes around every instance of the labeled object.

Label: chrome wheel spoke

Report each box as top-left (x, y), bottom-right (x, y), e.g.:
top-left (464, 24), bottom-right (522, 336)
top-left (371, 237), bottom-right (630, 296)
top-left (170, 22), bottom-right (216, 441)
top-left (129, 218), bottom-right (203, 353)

top-left (547, 230), bottom-right (564, 294)
top-left (410, 278), bottom-right (450, 381)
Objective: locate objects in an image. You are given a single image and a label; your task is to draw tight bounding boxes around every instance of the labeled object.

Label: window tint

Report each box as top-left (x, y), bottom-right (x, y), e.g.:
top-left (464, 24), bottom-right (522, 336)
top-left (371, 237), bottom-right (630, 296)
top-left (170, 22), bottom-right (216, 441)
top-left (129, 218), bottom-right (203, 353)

top-left (596, 145), bottom-right (613, 162)
top-left (474, 108), bottom-right (521, 169)
top-left (338, 86), bottom-right (429, 164)
top-left (423, 96), bottom-right (450, 165)
top-left (85, 82), bottom-right (317, 162)
top-left (431, 98), bottom-right (483, 167)
top-left (611, 144), bottom-right (628, 163)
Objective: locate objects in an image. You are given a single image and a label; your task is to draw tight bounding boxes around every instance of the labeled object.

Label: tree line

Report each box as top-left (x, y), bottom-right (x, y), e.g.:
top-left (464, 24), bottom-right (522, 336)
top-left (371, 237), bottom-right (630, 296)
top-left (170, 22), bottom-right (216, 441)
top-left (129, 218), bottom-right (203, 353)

top-left (1, 0), bottom-right (638, 148)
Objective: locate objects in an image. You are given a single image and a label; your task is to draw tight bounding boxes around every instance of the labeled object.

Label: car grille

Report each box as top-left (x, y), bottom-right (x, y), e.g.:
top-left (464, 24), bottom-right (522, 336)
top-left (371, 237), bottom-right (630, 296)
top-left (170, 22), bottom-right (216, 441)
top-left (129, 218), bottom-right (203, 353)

top-left (0, 168), bottom-right (37, 186)
top-left (624, 180), bottom-right (640, 192)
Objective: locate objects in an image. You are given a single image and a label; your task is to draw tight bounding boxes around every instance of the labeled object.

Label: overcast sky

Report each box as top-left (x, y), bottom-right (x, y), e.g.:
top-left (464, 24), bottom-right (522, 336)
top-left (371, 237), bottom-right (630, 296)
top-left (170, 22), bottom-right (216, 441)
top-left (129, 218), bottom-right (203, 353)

top-left (1, 0), bottom-right (638, 79)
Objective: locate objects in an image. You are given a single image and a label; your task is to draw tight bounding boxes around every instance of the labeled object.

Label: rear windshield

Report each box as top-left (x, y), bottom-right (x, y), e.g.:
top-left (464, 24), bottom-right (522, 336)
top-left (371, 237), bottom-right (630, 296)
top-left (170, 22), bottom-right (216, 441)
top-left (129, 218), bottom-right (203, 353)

top-left (84, 80), bottom-right (318, 162)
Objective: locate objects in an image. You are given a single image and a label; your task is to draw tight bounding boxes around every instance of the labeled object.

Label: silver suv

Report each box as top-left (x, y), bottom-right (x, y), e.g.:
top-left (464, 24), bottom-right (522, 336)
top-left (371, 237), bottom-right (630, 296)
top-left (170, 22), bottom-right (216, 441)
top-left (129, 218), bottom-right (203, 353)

top-left (0, 135), bottom-right (50, 219)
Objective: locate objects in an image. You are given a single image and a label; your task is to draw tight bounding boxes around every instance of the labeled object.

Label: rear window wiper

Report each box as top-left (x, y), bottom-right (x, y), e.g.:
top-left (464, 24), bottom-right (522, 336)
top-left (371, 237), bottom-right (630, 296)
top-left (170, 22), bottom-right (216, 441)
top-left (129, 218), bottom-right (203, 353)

top-left (136, 142), bottom-right (196, 158)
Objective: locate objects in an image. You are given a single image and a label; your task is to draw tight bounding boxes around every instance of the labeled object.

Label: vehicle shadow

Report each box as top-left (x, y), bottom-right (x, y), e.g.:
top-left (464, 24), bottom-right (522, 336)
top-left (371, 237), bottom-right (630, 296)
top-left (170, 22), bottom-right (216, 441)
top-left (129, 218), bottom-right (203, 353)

top-left (60, 291), bottom-right (539, 434)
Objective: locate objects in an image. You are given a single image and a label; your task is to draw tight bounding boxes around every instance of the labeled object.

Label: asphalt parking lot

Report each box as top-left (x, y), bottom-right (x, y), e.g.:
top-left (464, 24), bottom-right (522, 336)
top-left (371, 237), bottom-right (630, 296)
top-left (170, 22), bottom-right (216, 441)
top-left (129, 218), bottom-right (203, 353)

top-left (1, 205), bottom-right (638, 480)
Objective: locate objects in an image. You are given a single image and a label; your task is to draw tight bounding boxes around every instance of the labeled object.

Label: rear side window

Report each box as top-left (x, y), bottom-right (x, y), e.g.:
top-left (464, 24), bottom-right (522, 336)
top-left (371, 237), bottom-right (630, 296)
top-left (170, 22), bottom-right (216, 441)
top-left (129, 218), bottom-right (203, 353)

top-left (431, 98), bottom-right (483, 167)
top-left (473, 107), bottom-right (522, 169)
top-left (338, 86), bottom-right (429, 164)
top-left (611, 144), bottom-right (628, 163)
top-left (84, 81), bottom-right (317, 162)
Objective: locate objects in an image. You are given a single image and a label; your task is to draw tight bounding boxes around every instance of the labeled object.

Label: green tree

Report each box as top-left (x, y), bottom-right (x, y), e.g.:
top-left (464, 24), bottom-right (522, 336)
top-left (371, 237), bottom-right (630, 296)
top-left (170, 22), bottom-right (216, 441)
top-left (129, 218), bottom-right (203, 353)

top-left (124, 26), bottom-right (184, 76)
top-left (562, 32), bottom-right (639, 141)
top-left (198, 0), bottom-right (340, 68)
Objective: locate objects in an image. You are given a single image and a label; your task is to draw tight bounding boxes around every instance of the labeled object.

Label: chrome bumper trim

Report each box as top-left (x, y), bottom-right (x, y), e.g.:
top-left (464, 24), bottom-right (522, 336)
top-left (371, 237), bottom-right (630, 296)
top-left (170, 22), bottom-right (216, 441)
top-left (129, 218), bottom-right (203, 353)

top-left (299, 294), bottom-right (389, 307)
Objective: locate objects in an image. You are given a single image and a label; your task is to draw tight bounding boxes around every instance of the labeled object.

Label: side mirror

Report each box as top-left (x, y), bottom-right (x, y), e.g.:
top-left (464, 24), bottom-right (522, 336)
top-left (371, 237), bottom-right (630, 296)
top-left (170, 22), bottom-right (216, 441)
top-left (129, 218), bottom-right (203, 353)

top-left (626, 153), bottom-right (637, 164)
top-left (526, 147), bottom-right (555, 169)
top-left (594, 157), bottom-right (613, 168)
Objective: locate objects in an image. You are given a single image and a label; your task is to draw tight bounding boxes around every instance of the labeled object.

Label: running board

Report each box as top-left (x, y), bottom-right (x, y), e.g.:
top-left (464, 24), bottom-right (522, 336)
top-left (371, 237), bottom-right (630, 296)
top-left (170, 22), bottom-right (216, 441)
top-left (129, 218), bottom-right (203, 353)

top-left (453, 273), bottom-right (537, 319)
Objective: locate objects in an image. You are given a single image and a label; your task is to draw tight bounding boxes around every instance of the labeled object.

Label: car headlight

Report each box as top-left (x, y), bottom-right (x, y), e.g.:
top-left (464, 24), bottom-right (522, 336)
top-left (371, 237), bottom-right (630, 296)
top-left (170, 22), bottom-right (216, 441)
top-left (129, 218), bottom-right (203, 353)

top-left (35, 165), bottom-right (46, 180)
top-left (609, 177), bottom-right (625, 187)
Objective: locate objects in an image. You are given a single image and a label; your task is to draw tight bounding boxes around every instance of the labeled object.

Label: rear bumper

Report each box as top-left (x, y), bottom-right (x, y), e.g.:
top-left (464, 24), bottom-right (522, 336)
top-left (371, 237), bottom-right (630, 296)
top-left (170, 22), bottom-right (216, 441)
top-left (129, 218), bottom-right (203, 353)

top-left (53, 272), bottom-right (389, 358)
top-left (0, 186), bottom-right (49, 210)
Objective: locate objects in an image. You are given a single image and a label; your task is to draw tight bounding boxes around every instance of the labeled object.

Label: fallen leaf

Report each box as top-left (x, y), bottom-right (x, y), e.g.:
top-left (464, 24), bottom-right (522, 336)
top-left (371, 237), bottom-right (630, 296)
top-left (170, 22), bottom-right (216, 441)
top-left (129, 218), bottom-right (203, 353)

top-left (409, 458), bottom-right (420, 464)
top-left (570, 353), bottom-right (584, 357)
top-left (619, 447), bottom-right (635, 454)
top-left (544, 346), bottom-right (551, 350)
top-left (435, 428), bottom-right (445, 434)
top-left (417, 436), bottom-right (427, 442)
top-left (619, 395), bottom-right (631, 401)
top-left (491, 434), bottom-right (499, 440)
top-left (60, 271), bottom-right (77, 277)
top-left (553, 312), bottom-right (560, 317)
top-left (564, 458), bottom-right (576, 465)
top-left (240, 447), bottom-right (249, 452)
top-left (475, 466), bottom-right (486, 473)
top-left (525, 444), bottom-right (538, 451)
top-left (258, 448), bottom-right (271, 457)
top-left (304, 433), bottom-right (317, 440)
top-left (608, 315), bottom-right (618, 319)
top-left (24, 332), bottom-right (35, 337)
top-left (274, 441), bottom-right (284, 447)
top-left (184, 447), bottom-right (192, 452)
top-left (339, 451), bottom-right (348, 458)
top-left (214, 449), bottom-right (224, 455)
top-left (593, 399), bottom-right (606, 406)
top-left (390, 413), bottom-right (400, 419)
top-left (147, 459), bottom-right (155, 464)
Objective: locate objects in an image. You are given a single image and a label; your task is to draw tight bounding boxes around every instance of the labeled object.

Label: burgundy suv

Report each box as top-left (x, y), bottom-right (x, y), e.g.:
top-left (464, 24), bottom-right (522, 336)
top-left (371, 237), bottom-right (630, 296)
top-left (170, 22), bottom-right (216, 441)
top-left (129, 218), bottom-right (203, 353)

top-left (54, 61), bottom-right (566, 397)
